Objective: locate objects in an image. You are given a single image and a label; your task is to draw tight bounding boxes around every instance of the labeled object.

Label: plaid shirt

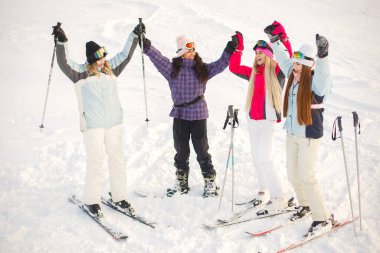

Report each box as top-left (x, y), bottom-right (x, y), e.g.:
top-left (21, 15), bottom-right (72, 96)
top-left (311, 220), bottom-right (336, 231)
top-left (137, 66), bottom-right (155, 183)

top-left (145, 45), bottom-right (231, 120)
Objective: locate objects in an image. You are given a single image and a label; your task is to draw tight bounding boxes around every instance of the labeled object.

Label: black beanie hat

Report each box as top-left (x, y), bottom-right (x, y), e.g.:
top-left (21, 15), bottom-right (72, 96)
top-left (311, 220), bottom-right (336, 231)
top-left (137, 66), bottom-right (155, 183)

top-left (86, 41), bottom-right (101, 64)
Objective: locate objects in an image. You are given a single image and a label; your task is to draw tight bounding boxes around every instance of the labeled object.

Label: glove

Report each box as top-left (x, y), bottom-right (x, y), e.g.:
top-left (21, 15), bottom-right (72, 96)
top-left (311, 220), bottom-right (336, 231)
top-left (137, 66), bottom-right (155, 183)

top-left (138, 37), bottom-right (151, 50)
top-left (225, 35), bottom-right (238, 54)
top-left (316, 34), bottom-right (329, 58)
top-left (52, 24), bottom-right (67, 42)
top-left (264, 21), bottom-right (287, 43)
top-left (235, 31), bottom-right (244, 51)
top-left (133, 23), bottom-right (146, 36)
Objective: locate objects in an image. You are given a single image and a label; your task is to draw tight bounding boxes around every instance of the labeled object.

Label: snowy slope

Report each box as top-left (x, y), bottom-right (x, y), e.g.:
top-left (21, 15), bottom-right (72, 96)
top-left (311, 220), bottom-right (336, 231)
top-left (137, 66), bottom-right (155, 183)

top-left (1, 0), bottom-right (380, 252)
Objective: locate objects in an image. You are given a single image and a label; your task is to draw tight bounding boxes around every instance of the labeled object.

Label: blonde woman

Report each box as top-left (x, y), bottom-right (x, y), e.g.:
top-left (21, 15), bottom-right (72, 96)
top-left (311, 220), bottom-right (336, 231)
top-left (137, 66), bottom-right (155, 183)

top-left (229, 30), bottom-right (293, 214)
top-left (52, 23), bottom-right (140, 219)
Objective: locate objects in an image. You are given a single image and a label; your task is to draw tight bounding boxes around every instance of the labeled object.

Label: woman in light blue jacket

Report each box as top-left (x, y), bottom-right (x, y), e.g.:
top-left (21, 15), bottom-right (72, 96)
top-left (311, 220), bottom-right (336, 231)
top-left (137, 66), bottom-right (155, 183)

top-left (265, 22), bottom-right (333, 237)
top-left (53, 23), bottom-right (140, 219)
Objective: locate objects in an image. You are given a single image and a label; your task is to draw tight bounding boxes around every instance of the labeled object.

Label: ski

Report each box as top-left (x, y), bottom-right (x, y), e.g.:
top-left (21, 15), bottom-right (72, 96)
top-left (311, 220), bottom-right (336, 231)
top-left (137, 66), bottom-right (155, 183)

top-left (217, 202), bottom-right (264, 223)
top-left (246, 213), bottom-right (311, 237)
top-left (68, 195), bottom-right (128, 240)
top-left (218, 197), bottom-right (296, 224)
top-left (203, 208), bottom-right (296, 229)
top-left (101, 197), bottom-right (156, 228)
top-left (276, 218), bottom-right (356, 253)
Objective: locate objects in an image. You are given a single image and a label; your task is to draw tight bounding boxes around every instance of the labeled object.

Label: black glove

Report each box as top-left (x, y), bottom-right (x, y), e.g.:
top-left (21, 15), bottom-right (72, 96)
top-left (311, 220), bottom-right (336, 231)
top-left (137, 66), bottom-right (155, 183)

top-left (225, 35), bottom-right (238, 54)
top-left (138, 37), bottom-right (151, 50)
top-left (133, 23), bottom-right (146, 36)
top-left (52, 24), bottom-right (67, 42)
top-left (316, 34), bottom-right (329, 58)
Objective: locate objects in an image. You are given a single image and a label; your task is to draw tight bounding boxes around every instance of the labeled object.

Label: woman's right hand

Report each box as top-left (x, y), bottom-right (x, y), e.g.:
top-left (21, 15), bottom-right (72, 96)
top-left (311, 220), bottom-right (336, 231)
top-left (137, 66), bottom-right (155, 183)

top-left (52, 24), bottom-right (67, 42)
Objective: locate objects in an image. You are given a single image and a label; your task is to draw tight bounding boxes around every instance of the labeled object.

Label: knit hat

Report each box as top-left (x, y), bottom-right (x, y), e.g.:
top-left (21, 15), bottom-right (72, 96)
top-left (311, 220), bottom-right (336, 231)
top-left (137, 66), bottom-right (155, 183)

top-left (253, 40), bottom-right (274, 59)
top-left (292, 43), bottom-right (315, 68)
top-left (86, 41), bottom-right (102, 64)
top-left (176, 35), bottom-right (195, 57)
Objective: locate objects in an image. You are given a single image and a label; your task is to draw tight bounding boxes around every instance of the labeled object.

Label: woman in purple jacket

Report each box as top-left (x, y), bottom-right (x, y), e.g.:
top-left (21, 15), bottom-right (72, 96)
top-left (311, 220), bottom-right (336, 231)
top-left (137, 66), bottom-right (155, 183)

top-left (136, 24), bottom-right (237, 197)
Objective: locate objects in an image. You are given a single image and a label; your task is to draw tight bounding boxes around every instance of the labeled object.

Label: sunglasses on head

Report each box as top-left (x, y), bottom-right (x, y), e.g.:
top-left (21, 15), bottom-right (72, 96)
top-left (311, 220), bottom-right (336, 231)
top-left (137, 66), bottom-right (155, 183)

top-left (94, 47), bottom-right (107, 60)
top-left (176, 42), bottom-right (195, 53)
top-left (293, 51), bottom-right (314, 61)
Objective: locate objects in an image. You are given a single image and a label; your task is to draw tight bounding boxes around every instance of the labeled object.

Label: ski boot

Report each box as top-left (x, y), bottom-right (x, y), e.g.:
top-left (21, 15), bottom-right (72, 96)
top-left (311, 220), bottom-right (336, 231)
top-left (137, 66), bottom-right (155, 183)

top-left (167, 171), bottom-right (189, 197)
top-left (203, 175), bottom-right (219, 198)
top-left (304, 214), bottom-right (335, 238)
top-left (85, 203), bottom-right (103, 219)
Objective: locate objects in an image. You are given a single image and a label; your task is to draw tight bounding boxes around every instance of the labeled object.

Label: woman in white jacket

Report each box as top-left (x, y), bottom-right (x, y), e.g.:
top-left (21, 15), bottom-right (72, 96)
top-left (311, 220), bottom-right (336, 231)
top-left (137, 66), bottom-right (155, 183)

top-left (266, 21), bottom-right (333, 236)
top-left (53, 23), bottom-right (140, 219)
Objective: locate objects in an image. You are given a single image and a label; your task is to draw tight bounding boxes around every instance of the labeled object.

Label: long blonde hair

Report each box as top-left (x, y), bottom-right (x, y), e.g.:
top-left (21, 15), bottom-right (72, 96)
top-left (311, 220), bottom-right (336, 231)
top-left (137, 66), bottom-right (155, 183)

top-left (245, 56), bottom-right (282, 115)
top-left (86, 60), bottom-right (114, 77)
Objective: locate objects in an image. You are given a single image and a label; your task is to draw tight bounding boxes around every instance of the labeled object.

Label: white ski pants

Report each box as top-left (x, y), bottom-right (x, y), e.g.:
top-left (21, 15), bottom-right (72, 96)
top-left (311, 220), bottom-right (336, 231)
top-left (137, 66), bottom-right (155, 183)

top-left (82, 124), bottom-right (127, 205)
top-left (247, 118), bottom-right (285, 199)
top-left (286, 133), bottom-right (329, 221)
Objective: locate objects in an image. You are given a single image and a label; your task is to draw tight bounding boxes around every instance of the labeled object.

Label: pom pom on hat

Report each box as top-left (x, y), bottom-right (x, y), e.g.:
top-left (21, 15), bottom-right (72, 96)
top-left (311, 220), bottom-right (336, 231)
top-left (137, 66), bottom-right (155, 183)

top-left (176, 35), bottom-right (195, 57)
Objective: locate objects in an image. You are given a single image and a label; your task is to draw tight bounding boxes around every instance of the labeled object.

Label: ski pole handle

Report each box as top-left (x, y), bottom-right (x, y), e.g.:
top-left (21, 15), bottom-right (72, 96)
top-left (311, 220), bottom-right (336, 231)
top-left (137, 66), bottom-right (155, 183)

top-left (228, 105), bottom-right (234, 119)
top-left (352, 111), bottom-right (359, 127)
top-left (233, 109), bottom-right (239, 128)
top-left (337, 116), bottom-right (343, 132)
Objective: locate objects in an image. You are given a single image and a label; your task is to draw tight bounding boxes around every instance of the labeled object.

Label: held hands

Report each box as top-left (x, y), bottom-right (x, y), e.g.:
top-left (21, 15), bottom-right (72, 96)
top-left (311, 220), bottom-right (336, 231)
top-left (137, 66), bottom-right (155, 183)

top-left (52, 24), bottom-right (67, 42)
top-left (264, 21), bottom-right (287, 43)
top-left (133, 22), bottom-right (146, 36)
top-left (225, 33), bottom-right (239, 54)
top-left (234, 31), bottom-right (244, 51)
top-left (316, 34), bottom-right (329, 58)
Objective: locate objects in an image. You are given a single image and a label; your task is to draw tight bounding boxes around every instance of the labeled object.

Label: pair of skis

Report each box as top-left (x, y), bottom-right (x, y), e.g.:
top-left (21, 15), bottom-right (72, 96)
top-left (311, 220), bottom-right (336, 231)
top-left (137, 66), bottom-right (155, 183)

top-left (246, 218), bottom-right (356, 253)
top-left (69, 195), bottom-right (155, 240)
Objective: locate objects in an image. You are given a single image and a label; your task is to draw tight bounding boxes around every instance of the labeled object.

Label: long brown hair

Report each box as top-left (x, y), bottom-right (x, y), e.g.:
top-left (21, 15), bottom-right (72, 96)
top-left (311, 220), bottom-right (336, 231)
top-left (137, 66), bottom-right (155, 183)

top-left (86, 60), bottom-right (114, 77)
top-left (283, 66), bottom-right (312, 126)
top-left (171, 53), bottom-right (208, 84)
top-left (245, 56), bottom-right (282, 115)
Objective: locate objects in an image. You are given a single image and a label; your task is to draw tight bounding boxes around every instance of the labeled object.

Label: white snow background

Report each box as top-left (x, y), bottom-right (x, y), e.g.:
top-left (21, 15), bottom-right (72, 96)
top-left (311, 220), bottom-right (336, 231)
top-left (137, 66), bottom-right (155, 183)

top-left (1, 0), bottom-right (380, 252)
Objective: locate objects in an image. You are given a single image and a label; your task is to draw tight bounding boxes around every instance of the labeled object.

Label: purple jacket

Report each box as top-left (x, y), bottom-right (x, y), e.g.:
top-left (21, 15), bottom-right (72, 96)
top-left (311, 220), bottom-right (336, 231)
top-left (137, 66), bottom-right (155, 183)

top-left (144, 45), bottom-right (231, 120)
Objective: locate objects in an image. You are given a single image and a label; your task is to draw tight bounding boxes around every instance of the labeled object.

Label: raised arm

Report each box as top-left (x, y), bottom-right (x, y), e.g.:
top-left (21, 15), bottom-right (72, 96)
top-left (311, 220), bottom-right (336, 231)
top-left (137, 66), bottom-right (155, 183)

top-left (312, 34), bottom-right (332, 96)
top-left (143, 41), bottom-right (172, 81)
top-left (53, 25), bottom-right (87, 83)
top-left (109, 31), bottom-right (139, 77)
top-left (228, 32), bottom-right (252, 80)
top-left (206, 34), bottom-right (237, 80)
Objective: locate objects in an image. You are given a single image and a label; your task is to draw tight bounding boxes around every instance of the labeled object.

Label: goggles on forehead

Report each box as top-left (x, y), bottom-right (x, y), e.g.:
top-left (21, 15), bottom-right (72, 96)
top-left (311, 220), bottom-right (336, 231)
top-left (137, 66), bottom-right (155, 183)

top-left (253, 40), bottom-right (268, 51)
top-left (94, 47), bottom-right (108, 60)
top-left (176, 42), bottom-right (195, 53)
top-left (293, 51), bottom-right (314, 61)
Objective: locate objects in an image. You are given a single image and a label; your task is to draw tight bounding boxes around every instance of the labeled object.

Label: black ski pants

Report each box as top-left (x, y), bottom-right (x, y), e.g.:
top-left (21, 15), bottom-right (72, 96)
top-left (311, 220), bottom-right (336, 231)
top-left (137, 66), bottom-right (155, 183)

top-left (173, 118), bottom-right (215, 178)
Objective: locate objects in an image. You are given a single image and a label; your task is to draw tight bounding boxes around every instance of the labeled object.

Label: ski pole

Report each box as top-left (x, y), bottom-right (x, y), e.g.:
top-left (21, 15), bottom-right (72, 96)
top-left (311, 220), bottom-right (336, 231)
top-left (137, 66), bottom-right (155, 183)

top-left (352, 111), bottom-right (362, 231)
top-left (138, 18), bottom-right (149, 126)
top-left (332, 116), bottom-right (357, 235)
top-left (39, 22), bottom-right (60, 131)
top-left (218, 105), bottom-right (234, 212)
top-left (231, 108), bottom-right (239, 212)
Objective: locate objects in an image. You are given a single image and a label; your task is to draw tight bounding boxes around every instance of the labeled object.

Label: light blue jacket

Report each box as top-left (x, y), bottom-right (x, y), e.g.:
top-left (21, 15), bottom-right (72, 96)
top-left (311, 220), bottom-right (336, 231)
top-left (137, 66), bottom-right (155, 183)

top-left (56, 32), bottom-right (138, 131)
top-left (272, 41), bottom-right (332, 139)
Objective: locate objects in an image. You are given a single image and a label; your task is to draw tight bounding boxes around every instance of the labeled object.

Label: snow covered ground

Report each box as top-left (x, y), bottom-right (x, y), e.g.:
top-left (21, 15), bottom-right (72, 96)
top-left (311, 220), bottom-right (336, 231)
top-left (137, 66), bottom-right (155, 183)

top-left (1, 0), bottom-right (380, 252)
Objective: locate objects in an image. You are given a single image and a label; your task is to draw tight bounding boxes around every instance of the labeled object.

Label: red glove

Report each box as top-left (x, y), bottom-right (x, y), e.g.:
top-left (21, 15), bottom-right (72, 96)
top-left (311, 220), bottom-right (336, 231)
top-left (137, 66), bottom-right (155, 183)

top-left (272, 21), bottom-right (287, 41)
top-left (235, 31), bottom-right (244, 51)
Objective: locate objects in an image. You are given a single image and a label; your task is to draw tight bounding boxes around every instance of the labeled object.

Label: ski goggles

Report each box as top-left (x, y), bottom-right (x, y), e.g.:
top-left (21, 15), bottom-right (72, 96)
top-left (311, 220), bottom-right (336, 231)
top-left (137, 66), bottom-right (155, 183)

top-left (253, 40), bottom-right (273, 54)
top-left (94, 47), bottom-right (108, 60)
top-left (176, 42), bottom-right (195, 53)
top-left (293, 51), bottom-right (314, 61)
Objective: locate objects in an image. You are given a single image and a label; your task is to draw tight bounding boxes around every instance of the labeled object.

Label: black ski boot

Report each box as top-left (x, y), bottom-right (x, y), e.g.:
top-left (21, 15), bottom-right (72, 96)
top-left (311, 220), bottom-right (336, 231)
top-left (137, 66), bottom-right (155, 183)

top-left (203, 175), bottom-right (219, 198)
top-left (167, 170), bottom-right (190, 197)
top-left (290, 206), bottom-right (311, 221)
top-left (112, 199), bottom-right (135, 214)
top-left (85, 203), bottom-right (103, 219)
top-left (304, 214), bottom-right (335, 237)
